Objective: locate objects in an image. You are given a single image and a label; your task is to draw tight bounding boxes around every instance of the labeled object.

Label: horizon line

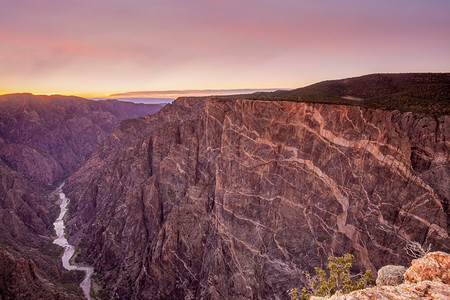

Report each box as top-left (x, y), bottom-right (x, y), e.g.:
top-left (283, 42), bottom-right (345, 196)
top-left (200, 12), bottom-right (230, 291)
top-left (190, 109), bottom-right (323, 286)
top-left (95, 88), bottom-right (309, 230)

top-left (110, 88), bottom-right (290, 98)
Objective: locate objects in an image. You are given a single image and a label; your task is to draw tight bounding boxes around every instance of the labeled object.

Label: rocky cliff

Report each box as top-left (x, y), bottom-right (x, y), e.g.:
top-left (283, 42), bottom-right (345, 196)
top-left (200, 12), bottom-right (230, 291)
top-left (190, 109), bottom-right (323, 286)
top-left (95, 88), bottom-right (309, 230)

top-left (0, 160), bottom-right (84, 299)
top-left (65, 94), bottom-right (449, 299)
top-left (0, 94), bottom-right (163, 299)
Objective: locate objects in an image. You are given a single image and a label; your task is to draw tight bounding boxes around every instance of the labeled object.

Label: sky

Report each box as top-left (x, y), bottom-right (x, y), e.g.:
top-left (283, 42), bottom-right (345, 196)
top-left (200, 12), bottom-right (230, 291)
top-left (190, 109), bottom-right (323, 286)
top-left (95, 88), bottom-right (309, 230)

top-left (0, 0), bottom-right (449, 99)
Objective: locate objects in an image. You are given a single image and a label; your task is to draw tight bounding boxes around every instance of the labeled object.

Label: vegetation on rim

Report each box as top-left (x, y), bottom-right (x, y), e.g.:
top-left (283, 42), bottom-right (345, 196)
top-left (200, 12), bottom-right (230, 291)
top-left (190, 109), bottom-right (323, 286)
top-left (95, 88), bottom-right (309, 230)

top-left (243, 73), bottom-right (450, 116)
top-left (287, 254), bottom-right (374, 300)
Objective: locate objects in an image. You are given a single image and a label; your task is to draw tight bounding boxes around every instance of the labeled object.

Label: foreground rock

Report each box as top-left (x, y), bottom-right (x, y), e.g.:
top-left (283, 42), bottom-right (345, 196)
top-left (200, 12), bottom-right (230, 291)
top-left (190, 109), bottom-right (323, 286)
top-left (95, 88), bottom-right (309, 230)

top-left (404, 251), bottom-right (450, 285)
top-left (376, 265), bottom-right (407, 286)
top-left (313, 252), bottom-right (450, 299)
top-left (65, 94), bottom-right (449, 299)
top-left (313, 281), bottom-right (449, 300)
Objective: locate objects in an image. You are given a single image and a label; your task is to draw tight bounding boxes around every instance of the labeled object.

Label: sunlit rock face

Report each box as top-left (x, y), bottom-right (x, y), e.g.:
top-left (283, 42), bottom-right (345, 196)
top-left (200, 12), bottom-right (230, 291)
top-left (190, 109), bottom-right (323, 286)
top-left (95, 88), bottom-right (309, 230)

top-left (65, 97), bottom-right (449, 299)
top-left (404, 251), bottom-right (450, 284)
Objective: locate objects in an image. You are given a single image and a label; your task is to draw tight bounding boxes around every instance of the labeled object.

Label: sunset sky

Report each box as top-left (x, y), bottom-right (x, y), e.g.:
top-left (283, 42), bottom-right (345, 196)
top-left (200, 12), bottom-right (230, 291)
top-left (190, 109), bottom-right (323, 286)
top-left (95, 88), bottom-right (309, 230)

top-left (1, 0), bottom-right (449, 99)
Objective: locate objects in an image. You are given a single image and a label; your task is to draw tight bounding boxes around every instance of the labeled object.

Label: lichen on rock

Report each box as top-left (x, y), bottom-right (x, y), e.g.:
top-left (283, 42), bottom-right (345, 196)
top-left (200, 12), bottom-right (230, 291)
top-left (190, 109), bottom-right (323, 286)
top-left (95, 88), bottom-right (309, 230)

top-left (404, 251), bottom-right (450, 285)
top-left (375, 265), bottom-right (407, 286)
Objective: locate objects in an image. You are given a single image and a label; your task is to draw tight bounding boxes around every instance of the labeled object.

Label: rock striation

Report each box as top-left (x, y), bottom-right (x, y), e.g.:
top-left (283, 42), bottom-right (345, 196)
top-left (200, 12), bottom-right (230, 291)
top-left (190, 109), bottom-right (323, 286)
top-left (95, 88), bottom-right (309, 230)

top-left (64, 96), bottom-right (449, 299)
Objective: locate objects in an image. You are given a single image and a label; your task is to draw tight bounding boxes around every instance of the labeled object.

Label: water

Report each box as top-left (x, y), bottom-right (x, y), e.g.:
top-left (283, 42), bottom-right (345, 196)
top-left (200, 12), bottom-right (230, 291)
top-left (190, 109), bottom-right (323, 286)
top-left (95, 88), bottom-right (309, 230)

top-left (53, 183), bottom-right (94, 300)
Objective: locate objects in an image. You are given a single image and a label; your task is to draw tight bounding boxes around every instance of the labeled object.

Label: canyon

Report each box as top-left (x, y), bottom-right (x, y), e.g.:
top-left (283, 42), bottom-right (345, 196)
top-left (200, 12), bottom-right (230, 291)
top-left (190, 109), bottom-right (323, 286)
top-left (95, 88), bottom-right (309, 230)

top-left (0, 74), bottom-right (449, 299)
top-left (0, 94), bottom-right (164, 185)
top-left (0, 94), bottom-right (163, 299)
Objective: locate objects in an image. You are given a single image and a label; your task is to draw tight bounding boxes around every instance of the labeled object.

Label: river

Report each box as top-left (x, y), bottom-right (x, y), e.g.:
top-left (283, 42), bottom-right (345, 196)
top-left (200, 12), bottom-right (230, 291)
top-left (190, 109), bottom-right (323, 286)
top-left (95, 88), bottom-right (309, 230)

top-left (53, 183), bottom-right (94, 300)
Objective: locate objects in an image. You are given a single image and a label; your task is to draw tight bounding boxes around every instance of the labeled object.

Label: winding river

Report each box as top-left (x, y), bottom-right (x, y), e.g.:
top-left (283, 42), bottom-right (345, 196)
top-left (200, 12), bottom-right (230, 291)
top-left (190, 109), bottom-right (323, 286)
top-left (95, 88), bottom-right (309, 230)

top-left (53, 183), bottom-right (94, 300)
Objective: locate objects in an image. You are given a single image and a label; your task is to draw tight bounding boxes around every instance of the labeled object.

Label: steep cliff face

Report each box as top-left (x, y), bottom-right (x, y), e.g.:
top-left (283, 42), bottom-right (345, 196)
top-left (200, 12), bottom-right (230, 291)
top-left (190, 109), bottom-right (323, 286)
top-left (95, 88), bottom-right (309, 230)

top-left (0, 93), bottom-right (164, 298)
top-left (0, 93), bottom-right (164, 185)
top-left (0, 161), bottom-right (84, 299)
top-left (65, 97), bottom-right (449, 299)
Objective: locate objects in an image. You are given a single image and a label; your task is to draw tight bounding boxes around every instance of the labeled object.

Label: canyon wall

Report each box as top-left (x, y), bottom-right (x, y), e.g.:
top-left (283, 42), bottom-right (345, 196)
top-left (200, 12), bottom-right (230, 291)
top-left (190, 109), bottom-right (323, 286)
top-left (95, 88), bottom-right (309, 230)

top-left (0, 160), bottom-right (84, 299)
top-left (0, 94), bottom-right (163, 299)
top-left (65, 97), bottom-right (449, 299)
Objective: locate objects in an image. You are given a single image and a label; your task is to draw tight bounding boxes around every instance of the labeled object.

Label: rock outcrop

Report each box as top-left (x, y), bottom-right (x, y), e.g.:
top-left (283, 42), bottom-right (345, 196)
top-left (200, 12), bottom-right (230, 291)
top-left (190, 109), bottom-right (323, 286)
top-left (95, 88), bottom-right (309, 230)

top-left (375, 265), bottom-right (407, 286)
top-left (313, 252), bottom-right (450, 299)
top-left (314, 280), bottom-right (449, 299)
top-left (0, 248), bottom-right (83, 300)
top-left (404, 251), bottom-right (450, 284)
top-left (64, 95), bottom-right (449, 299)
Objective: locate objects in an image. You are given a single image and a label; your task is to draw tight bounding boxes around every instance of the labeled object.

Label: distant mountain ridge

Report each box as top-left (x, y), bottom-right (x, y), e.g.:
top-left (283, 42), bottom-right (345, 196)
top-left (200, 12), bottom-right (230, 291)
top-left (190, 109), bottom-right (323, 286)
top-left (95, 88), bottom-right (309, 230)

top-left (0, 93), bottom-right (164, 185)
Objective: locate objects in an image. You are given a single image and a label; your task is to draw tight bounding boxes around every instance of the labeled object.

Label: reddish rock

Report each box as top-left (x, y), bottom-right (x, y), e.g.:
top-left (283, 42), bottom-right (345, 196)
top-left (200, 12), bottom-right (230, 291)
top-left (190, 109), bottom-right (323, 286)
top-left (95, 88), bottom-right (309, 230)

top-left (0, 242), bottom-right (82, 299)
top-left (65, 97), bottom-right (449, 299)
top-left (0, 93), bottom-right (163, 298)
top-left (312, 252), bottom-right (450, 299)
top-left (312, 281), bottom-right (450, 299)
top-left (404, 252), bottom-right (450, 284)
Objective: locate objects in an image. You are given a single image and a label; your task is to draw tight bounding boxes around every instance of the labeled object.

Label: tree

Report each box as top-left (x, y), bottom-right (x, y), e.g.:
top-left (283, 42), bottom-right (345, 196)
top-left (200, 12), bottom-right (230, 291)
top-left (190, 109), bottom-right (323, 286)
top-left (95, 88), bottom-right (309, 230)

top-left (287, 254), bottom-right (374, 300)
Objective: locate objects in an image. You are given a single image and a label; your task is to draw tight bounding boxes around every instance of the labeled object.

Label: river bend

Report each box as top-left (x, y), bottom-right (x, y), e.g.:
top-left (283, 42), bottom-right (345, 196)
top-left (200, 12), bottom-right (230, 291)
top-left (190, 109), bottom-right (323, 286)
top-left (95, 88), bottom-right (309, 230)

top-left (53, 183), bottom-right (94, 300)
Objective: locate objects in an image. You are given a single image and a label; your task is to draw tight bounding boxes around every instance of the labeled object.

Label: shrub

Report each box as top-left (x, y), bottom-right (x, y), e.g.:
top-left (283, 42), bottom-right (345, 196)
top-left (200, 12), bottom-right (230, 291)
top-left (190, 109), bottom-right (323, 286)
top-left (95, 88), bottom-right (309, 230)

top-left (287, 254), bottom-right (374, 300)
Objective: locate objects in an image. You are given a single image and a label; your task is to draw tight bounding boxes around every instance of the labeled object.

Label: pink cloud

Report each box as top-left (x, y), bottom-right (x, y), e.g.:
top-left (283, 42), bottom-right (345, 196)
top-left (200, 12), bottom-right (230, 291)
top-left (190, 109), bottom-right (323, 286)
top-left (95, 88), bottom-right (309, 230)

top-left (0, 0), bottom-right (449, 95)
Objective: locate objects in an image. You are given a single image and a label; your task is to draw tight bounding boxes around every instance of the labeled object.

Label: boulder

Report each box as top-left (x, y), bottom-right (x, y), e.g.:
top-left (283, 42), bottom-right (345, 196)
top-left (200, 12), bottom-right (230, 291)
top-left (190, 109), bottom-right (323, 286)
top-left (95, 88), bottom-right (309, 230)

top-left (376, 265), bottom-right (407, 286)
top-left (404, 251), bottom-right (450, 284)
top-left (313, 281), bottom-right (450, 299)
top-left (312, 252), bottom-right (450, 299)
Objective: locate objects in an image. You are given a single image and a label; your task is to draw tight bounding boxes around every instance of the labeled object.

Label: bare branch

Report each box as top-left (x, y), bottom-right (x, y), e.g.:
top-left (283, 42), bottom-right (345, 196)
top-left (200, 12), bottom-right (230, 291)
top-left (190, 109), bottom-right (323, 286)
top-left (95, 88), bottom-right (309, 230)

top-left (404, 241), bottom-right (432, 258)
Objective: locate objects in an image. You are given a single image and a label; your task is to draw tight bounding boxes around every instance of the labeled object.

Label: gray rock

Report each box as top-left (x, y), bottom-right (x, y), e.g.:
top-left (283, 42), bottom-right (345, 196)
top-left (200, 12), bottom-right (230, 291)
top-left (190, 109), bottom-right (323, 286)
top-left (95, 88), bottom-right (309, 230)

top-left (376, 265), bottom-right (407, 286)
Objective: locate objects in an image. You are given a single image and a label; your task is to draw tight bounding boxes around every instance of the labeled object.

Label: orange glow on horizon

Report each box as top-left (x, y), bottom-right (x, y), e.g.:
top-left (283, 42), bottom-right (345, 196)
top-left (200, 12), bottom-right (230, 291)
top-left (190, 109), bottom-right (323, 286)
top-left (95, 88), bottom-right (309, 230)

top-left (0, 86), bottom-right (298, 100)
top-left (0, 1), bottom-right (448, 97)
